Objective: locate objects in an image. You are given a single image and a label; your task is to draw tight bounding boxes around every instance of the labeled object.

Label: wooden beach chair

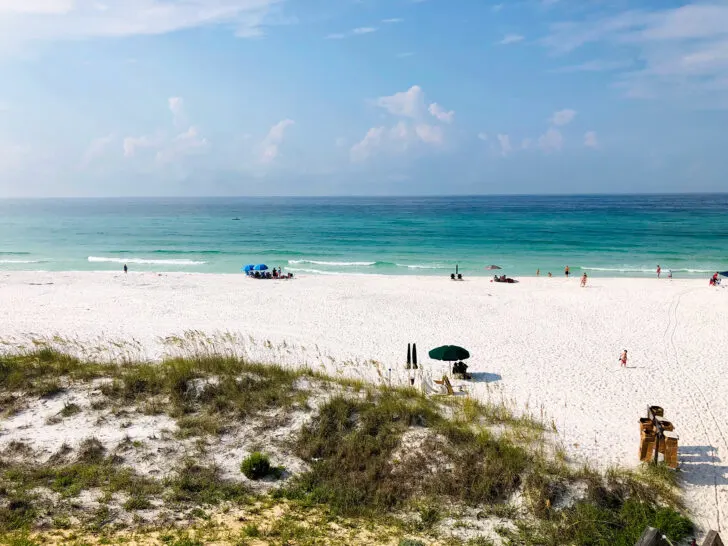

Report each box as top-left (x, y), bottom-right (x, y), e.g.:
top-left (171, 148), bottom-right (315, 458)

top-left (434, 375), bottom-right (455, 396)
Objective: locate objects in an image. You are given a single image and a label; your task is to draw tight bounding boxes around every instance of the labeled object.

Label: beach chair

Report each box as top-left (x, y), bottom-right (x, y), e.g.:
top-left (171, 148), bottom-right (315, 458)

top-left (434, 375), bottom-right (455, 395)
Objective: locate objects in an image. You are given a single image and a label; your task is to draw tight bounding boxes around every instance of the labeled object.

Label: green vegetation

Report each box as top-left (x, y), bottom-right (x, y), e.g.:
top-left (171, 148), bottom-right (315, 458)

top-left (0, 347), bottom-right (693, 545)
top-left (240, 452), bottom-right (282, 481)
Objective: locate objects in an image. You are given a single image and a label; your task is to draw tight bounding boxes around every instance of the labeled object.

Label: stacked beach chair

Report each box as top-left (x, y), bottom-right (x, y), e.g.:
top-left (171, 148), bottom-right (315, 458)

top-left (638, 405), bottom-right (679, 469)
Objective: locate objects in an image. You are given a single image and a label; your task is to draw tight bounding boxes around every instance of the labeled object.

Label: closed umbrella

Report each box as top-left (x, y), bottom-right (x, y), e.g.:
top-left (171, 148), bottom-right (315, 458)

top-left (407, 343), bottom-right (411, 370)
top-left (428, 345), bottom-right (470, 362)
top-left (412, 343), bottom-right (418, 370)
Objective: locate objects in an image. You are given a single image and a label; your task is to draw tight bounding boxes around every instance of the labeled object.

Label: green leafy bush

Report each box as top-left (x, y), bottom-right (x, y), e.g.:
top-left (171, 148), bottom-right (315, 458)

top-left (240, 452), bottom-right (273, 480)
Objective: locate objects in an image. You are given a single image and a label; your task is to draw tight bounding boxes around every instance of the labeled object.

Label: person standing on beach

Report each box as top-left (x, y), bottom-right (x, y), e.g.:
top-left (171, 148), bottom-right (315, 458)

top-left (123, 264), bottom-right (128, 274)
top-left (619, 349), bottom-right (628, 368)
top-left (536, 269), bottom-right (540, 276)
top-left (580, 273), bottom-right (587, 287)
top-left (657, 264), bottom-right (661, 278)
top-left (565, 265), bottom-right (570, 278)
top-left (668, 269), bottom-right (672, 280)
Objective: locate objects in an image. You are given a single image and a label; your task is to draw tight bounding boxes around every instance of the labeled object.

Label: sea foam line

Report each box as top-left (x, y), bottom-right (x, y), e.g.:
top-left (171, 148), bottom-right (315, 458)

top-left (582, 266), bottom-right (714, 273)
top-left (288, 260), bottom-right (376, 267)
top-left (0, 260), bottom-right (43, 264)
top-left (88, 256), bottom-right (206, 266)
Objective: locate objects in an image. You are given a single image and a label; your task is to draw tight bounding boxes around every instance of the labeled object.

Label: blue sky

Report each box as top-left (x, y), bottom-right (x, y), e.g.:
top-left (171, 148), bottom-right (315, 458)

top-left (0, 0), bottom-right (727, 196)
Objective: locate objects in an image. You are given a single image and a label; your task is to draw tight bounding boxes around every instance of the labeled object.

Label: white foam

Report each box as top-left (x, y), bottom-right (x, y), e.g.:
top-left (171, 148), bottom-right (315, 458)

top-left (396, 263), bottom-right (447, 270)
top-left (288, 260), bottom-right (375, 267)
top-left (582, 266), bottom-right (713, 274)
top-left (0, 260), bottom-right (42, 264)
top-left (88, 256), bottom-right (206, 266)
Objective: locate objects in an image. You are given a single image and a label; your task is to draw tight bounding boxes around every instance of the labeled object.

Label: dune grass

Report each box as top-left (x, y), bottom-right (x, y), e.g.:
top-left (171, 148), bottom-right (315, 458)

top-left (0, 348), bottom-right (693, 544)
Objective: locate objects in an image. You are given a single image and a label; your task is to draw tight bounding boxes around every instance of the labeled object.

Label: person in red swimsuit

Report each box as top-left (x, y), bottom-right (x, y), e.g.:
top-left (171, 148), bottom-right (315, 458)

top-left (619, 349), bottom-right (628, 368)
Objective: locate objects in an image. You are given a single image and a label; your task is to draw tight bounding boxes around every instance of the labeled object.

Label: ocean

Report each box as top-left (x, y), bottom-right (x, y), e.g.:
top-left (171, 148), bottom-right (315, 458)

top-left (0, 194), bottom-right (725, 278)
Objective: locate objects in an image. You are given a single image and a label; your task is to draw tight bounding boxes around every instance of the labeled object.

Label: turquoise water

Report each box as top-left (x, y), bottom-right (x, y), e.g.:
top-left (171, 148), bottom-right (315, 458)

top-left (0, 195), bottom-right (726, 277)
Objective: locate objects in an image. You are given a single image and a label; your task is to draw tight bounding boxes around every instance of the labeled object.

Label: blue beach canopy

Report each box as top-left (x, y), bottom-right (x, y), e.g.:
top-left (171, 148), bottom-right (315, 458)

top-left (720, 271), bottom-right (728, 277)
top-left (242, 264), bottom-right (255, 272)
top-left (254, 264), bottom-right (269, 271)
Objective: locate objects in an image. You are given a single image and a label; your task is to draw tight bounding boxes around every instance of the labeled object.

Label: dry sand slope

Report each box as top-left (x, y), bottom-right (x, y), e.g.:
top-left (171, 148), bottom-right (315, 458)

top-left (1, 270), bottom-right (726, 533)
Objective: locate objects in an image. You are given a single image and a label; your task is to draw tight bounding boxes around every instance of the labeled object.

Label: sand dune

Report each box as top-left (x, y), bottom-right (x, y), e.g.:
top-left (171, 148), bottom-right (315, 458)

top-left (1, 270), bottom-right (726, 533)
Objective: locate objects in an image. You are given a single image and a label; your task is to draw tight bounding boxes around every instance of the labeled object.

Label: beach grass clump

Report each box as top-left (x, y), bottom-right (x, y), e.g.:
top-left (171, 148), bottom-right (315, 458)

top-left (166, 461), bottom-right (248, 505)
top-left (98, 357), bottom-right (306, 431)
top-left (0, 348), bottom-right (695, 544)
top-left (240, 452), bottom-right (283, 481)
top-left (0, 349), bottom-right (99, 394)
top-left (284, 391), bottom-right (531, 517)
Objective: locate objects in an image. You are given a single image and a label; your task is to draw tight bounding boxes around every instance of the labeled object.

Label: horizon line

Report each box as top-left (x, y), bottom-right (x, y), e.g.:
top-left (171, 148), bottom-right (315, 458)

top-left (1, 191), bottom-right (727, 200)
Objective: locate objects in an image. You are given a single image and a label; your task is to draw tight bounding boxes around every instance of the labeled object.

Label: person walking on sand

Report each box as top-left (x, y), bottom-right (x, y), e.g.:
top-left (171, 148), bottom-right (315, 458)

top-left (565, 265), bottom-right (570, 278)
top-left (619, 349), bottom-right (628, 368)
top-left (657, 264), bottom-right (661, 278)
top-left (123, 264), bottom-right (128, 274)
top-left (580, 273), bottom-right (588, 287)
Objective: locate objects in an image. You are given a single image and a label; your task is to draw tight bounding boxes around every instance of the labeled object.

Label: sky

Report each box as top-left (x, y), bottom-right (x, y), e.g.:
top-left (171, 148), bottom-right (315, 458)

top-left (0, 0), bottom-right (727, 197)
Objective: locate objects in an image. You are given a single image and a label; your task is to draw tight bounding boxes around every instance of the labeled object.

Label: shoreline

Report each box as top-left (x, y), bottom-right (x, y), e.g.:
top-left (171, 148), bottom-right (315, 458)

top-left (1, 268), bottom-right (720, 280)
top-left (1, 270), bottom-right (726, 533)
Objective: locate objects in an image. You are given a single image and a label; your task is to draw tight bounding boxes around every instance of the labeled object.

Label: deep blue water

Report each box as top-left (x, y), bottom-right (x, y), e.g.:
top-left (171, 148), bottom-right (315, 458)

top-left (0, 194), bottom-right (726, 277)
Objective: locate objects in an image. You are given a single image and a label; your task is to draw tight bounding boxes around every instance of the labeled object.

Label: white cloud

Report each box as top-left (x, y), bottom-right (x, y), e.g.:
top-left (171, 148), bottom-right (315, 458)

top-left (381, 18), bottom-right (403, 24)
top-left (428, 102), bottom-right (454, 123)
top-left (376, 85), bottom-right (425, 118)
top-left (550, 108), bottom-right (576, 126)
top-left (353, 85), bottom-right (451, 161)
top-left (350, 126), bottom-right (385, 162)
top-left (538, 128), bottom-right (563, 152)
top-left (156, 126), bottom-right (208, 163)
top-left (414, 124), bottom-right (443, 145)
top-left (584, 131), bottom-right (598, 149)
top-left (82, 133), bottom-right (115, 166)
top-left (0, 0), bottom-right (74, 15)
top-left (327, 26), bottom-right (378, 39)
top-left (552, 59), bottom-right (633, 73)
top-left (499, 34), bottom-right (524, 45)
top-left (0, 0), bottom-right (283, 44)
top-left (477, 132), bottom-right (488, 141)
top-left (350, 121), bottom-right (443, 162)
top-left (260, 118), bottom-right (294, 163)
top-left (123, 134), bottom-right (161, 157)
top-left (124, 98), bottom-right (209, 162)
top-left (497, 134), bottom-right (512, 156)
top-left (521, 137), bottom-right (532, 150)
top-left (168, 96), bottom-right (185, 126)
top-left (542, 4), bottom-right (728, 106)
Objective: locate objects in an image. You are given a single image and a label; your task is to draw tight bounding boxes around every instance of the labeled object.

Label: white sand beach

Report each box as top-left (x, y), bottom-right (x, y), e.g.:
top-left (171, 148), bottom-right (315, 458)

top-left (1, 270), bottom-right (726, 534)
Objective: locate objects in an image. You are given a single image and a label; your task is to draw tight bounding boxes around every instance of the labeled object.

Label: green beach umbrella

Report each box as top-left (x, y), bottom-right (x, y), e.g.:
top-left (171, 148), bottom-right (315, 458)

top-left (428, 345), bottom-right (470, 362)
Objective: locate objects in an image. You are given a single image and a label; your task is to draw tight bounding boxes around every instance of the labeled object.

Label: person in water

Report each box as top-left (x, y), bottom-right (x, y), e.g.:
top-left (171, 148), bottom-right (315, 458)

top-left (619, 349), bottom-right (628, 368)
top-left (123, 264), bottom-right (128, 274)
top-left (565, 265), bottom-right (570, 277)
top-left (657, 264), bottom-right (661, 278)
